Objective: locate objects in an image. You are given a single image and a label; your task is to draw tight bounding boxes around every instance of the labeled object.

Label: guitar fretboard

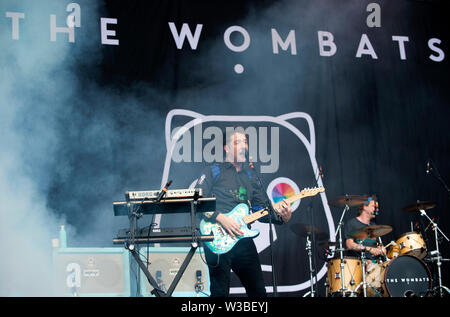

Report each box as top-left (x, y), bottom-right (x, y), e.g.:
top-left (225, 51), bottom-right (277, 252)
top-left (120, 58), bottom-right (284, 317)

top-left (242, 187), bottom-right (325, 224)
top-left (243, 187), bottom-right (325, 225)
top-left (276, 187), bottom-right (325, 207)
top-left (243, 209), bottom-right (269, 225)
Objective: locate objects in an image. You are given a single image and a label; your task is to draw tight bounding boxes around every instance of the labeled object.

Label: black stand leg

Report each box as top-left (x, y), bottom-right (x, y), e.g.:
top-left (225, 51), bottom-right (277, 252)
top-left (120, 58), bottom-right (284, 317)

top-left (129, 244), bottom-right (199, 297)
top-left (166, 244), bottom-right (198, 296)
top-left (129, 248), bottom-right (167, 297)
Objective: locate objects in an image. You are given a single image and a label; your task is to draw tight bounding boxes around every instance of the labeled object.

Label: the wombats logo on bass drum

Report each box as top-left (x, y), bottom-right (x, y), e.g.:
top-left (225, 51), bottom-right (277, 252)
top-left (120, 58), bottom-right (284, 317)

top-left (157, 109), bottom-right (334, 294)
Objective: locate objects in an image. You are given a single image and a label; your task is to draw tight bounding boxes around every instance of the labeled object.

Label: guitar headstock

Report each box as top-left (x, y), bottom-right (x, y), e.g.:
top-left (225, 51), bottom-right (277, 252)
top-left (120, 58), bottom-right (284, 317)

top-left (301, 186), bottom-right (325, 197)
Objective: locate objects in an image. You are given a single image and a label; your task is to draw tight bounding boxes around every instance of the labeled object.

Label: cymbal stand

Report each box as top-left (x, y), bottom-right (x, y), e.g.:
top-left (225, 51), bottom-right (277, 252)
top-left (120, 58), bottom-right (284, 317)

top-left (303, 235), bottom-right (316, 297)
top-left (419, 208), bottom-right (450, 297)
top-left (354, 241), bottom-right (376, 297)
top-left (334, 204), bottom-right (350, 296)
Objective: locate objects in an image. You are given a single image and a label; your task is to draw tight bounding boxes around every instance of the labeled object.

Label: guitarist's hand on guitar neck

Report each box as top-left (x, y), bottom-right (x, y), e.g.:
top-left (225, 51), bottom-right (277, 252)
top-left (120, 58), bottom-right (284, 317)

top-left (274, 199), bottom-right (292, 223)
top-left (216, 213), bottom-right (244, 239)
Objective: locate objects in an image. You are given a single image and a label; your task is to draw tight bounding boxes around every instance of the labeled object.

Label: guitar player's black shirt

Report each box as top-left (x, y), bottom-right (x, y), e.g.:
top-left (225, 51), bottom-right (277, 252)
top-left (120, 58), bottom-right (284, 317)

top-left (197, 162), bottom-right (283, 224)
top-left (196, 162), bottom-right (284, 297)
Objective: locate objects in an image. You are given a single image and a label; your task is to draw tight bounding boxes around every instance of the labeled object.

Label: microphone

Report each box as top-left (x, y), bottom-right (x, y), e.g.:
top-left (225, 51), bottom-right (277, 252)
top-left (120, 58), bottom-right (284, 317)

top-left (241, 149), bottom-right (255, 168)
top-left (373, 201), bottom-right (380, 216)
top-left (243, 149), bottom-right (255, 169)
top-left (155, 180), bottom-right (172, 203)
top-left (242, 149), bottom-right (249, 161)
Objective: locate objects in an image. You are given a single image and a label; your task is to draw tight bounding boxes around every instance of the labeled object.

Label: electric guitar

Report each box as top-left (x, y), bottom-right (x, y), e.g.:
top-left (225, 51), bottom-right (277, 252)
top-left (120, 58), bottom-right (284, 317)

top-left (199, 186), bottom-right (325, 254)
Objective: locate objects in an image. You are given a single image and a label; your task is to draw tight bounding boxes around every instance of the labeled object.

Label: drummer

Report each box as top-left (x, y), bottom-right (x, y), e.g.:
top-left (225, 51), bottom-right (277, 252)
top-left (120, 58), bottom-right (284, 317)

top-left (344, 196), bottom-right (386, 261)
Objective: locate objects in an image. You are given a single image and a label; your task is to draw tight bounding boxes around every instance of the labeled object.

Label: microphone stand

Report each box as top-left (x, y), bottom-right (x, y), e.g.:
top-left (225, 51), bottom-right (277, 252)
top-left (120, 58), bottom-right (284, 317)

top-left (268, 201), bottom-right (277, 297)
top-left (426, 159), bottom-right (450, 296)
top-left (334, 203), bottom-right (350, 296)
top-left (419, 208), bottom-right (450, 297)
top-left (248, 161), bottom-right (278, 297)
top-left (428, 159), bottom-right (450, 200)
top-left (305, 167), bottom-right (323, 297)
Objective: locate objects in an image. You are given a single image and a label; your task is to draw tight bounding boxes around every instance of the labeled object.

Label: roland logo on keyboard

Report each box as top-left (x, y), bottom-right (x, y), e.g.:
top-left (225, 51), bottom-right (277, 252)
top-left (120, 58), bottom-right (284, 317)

top-left (127, 188), bottom-right (203, 200)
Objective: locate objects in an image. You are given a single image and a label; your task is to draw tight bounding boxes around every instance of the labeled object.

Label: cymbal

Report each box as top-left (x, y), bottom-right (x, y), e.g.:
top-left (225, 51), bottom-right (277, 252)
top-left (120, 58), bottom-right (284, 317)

top-left (328, 195), bottom-right (370, 207)
top-left (349, 225), bottom-right (392, 240)
top-left (290, 223), bottom-right (329, 241)
top-left (403, 201), bottom-right (436, 212)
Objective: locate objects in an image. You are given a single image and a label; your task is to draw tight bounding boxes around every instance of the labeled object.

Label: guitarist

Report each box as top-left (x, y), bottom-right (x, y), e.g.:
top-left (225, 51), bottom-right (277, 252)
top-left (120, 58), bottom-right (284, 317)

top-left (196, 128), bottom-right (292, 297)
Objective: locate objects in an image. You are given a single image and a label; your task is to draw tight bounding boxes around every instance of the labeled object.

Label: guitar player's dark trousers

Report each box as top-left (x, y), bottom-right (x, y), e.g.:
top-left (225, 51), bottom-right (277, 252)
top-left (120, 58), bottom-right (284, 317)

top-left (204, 238), bottom-right (267, 297)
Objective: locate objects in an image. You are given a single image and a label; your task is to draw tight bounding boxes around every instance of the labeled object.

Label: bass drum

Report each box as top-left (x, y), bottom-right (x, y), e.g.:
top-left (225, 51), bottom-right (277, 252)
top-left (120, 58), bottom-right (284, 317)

top-left (378, 255), bottom-right (432, 297)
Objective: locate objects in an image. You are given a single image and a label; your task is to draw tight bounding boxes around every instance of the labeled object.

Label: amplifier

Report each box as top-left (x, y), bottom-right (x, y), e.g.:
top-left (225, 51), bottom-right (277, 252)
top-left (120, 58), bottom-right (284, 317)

top-left (138, 247), bottom-right (210, 297)
top-left (52, 247), bottom-right (132, 297)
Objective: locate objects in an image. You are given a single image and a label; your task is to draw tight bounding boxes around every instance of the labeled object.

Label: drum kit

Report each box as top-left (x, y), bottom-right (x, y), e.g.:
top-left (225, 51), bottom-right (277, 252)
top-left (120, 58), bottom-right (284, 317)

top-left (290, 195), bottom-right (450, 297)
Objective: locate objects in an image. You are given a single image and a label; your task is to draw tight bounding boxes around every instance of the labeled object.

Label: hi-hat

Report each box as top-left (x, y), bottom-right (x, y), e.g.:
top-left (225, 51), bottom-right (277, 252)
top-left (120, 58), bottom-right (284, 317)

top-left (402, 201), bottom-right (436, 212)
top-left (328, 195), bottom-right (370, 207)
top-left (290, 223), bottom-right (329, 241)
top-left (349, 225), bottom-right (392, 240)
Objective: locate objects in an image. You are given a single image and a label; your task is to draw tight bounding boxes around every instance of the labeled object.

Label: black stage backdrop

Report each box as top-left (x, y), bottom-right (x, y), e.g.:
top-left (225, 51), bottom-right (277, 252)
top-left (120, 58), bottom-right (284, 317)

top-left (0, 0), bottom-right (449, 296)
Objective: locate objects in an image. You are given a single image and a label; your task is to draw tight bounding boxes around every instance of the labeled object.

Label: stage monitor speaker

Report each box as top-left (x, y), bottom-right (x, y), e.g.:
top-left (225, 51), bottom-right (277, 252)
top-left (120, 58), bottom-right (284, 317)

top-left (139, 247), bottom-right (210, 297)
top-left (53, 247), bottom-right (132, 297)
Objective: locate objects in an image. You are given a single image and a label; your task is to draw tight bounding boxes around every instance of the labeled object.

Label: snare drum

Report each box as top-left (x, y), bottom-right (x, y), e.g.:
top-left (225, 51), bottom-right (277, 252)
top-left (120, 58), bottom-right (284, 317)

top-left (326, 257), bottom-right (362, 295)
top-left (388, 232), bottom-right (427, 259)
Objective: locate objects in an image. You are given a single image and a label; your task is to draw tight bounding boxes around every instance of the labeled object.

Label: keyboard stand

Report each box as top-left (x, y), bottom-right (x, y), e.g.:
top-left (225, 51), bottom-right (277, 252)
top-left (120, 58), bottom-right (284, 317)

top-left (119, 188), bottom-right (212, 297)
top-left (128, 243), bottom-right (199, 297)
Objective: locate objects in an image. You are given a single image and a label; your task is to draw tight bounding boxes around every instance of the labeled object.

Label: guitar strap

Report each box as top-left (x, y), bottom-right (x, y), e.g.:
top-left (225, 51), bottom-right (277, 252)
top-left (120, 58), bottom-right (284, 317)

top-left (210, 164), bottom-right (221, 180)
top-left (210, 163), bottom-right (253, 180)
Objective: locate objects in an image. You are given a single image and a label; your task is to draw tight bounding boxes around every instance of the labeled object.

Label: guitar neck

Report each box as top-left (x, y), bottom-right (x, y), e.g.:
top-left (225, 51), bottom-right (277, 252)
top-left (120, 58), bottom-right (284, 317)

top-left (242, 187), bottom-right (325, 225)
top-left (243, 208), bottom-right (268, 225)
top-left (274, 192), bottom-right (306, 207)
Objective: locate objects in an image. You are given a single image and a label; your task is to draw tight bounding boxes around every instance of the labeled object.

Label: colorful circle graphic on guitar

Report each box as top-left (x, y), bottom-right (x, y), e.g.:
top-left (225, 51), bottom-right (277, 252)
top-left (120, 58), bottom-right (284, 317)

top-left (266, 177), bottom-right (301, 212)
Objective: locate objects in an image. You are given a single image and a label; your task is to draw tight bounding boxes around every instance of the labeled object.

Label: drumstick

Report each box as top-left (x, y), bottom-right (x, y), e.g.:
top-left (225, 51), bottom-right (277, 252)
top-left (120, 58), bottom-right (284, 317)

top-left (384, 240), bottom-right (397, 248)
top-left (377, 237), bottom-right (388, 262)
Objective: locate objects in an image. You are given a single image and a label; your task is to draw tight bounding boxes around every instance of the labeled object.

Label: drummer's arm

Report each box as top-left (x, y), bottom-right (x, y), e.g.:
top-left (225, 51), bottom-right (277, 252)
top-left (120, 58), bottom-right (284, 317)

top-left (346, 238), bottom-right (366, 252)
top-left (346, 238), bottom-right (379, 254)
top-left (347, 239), bottom-right (387, 256)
